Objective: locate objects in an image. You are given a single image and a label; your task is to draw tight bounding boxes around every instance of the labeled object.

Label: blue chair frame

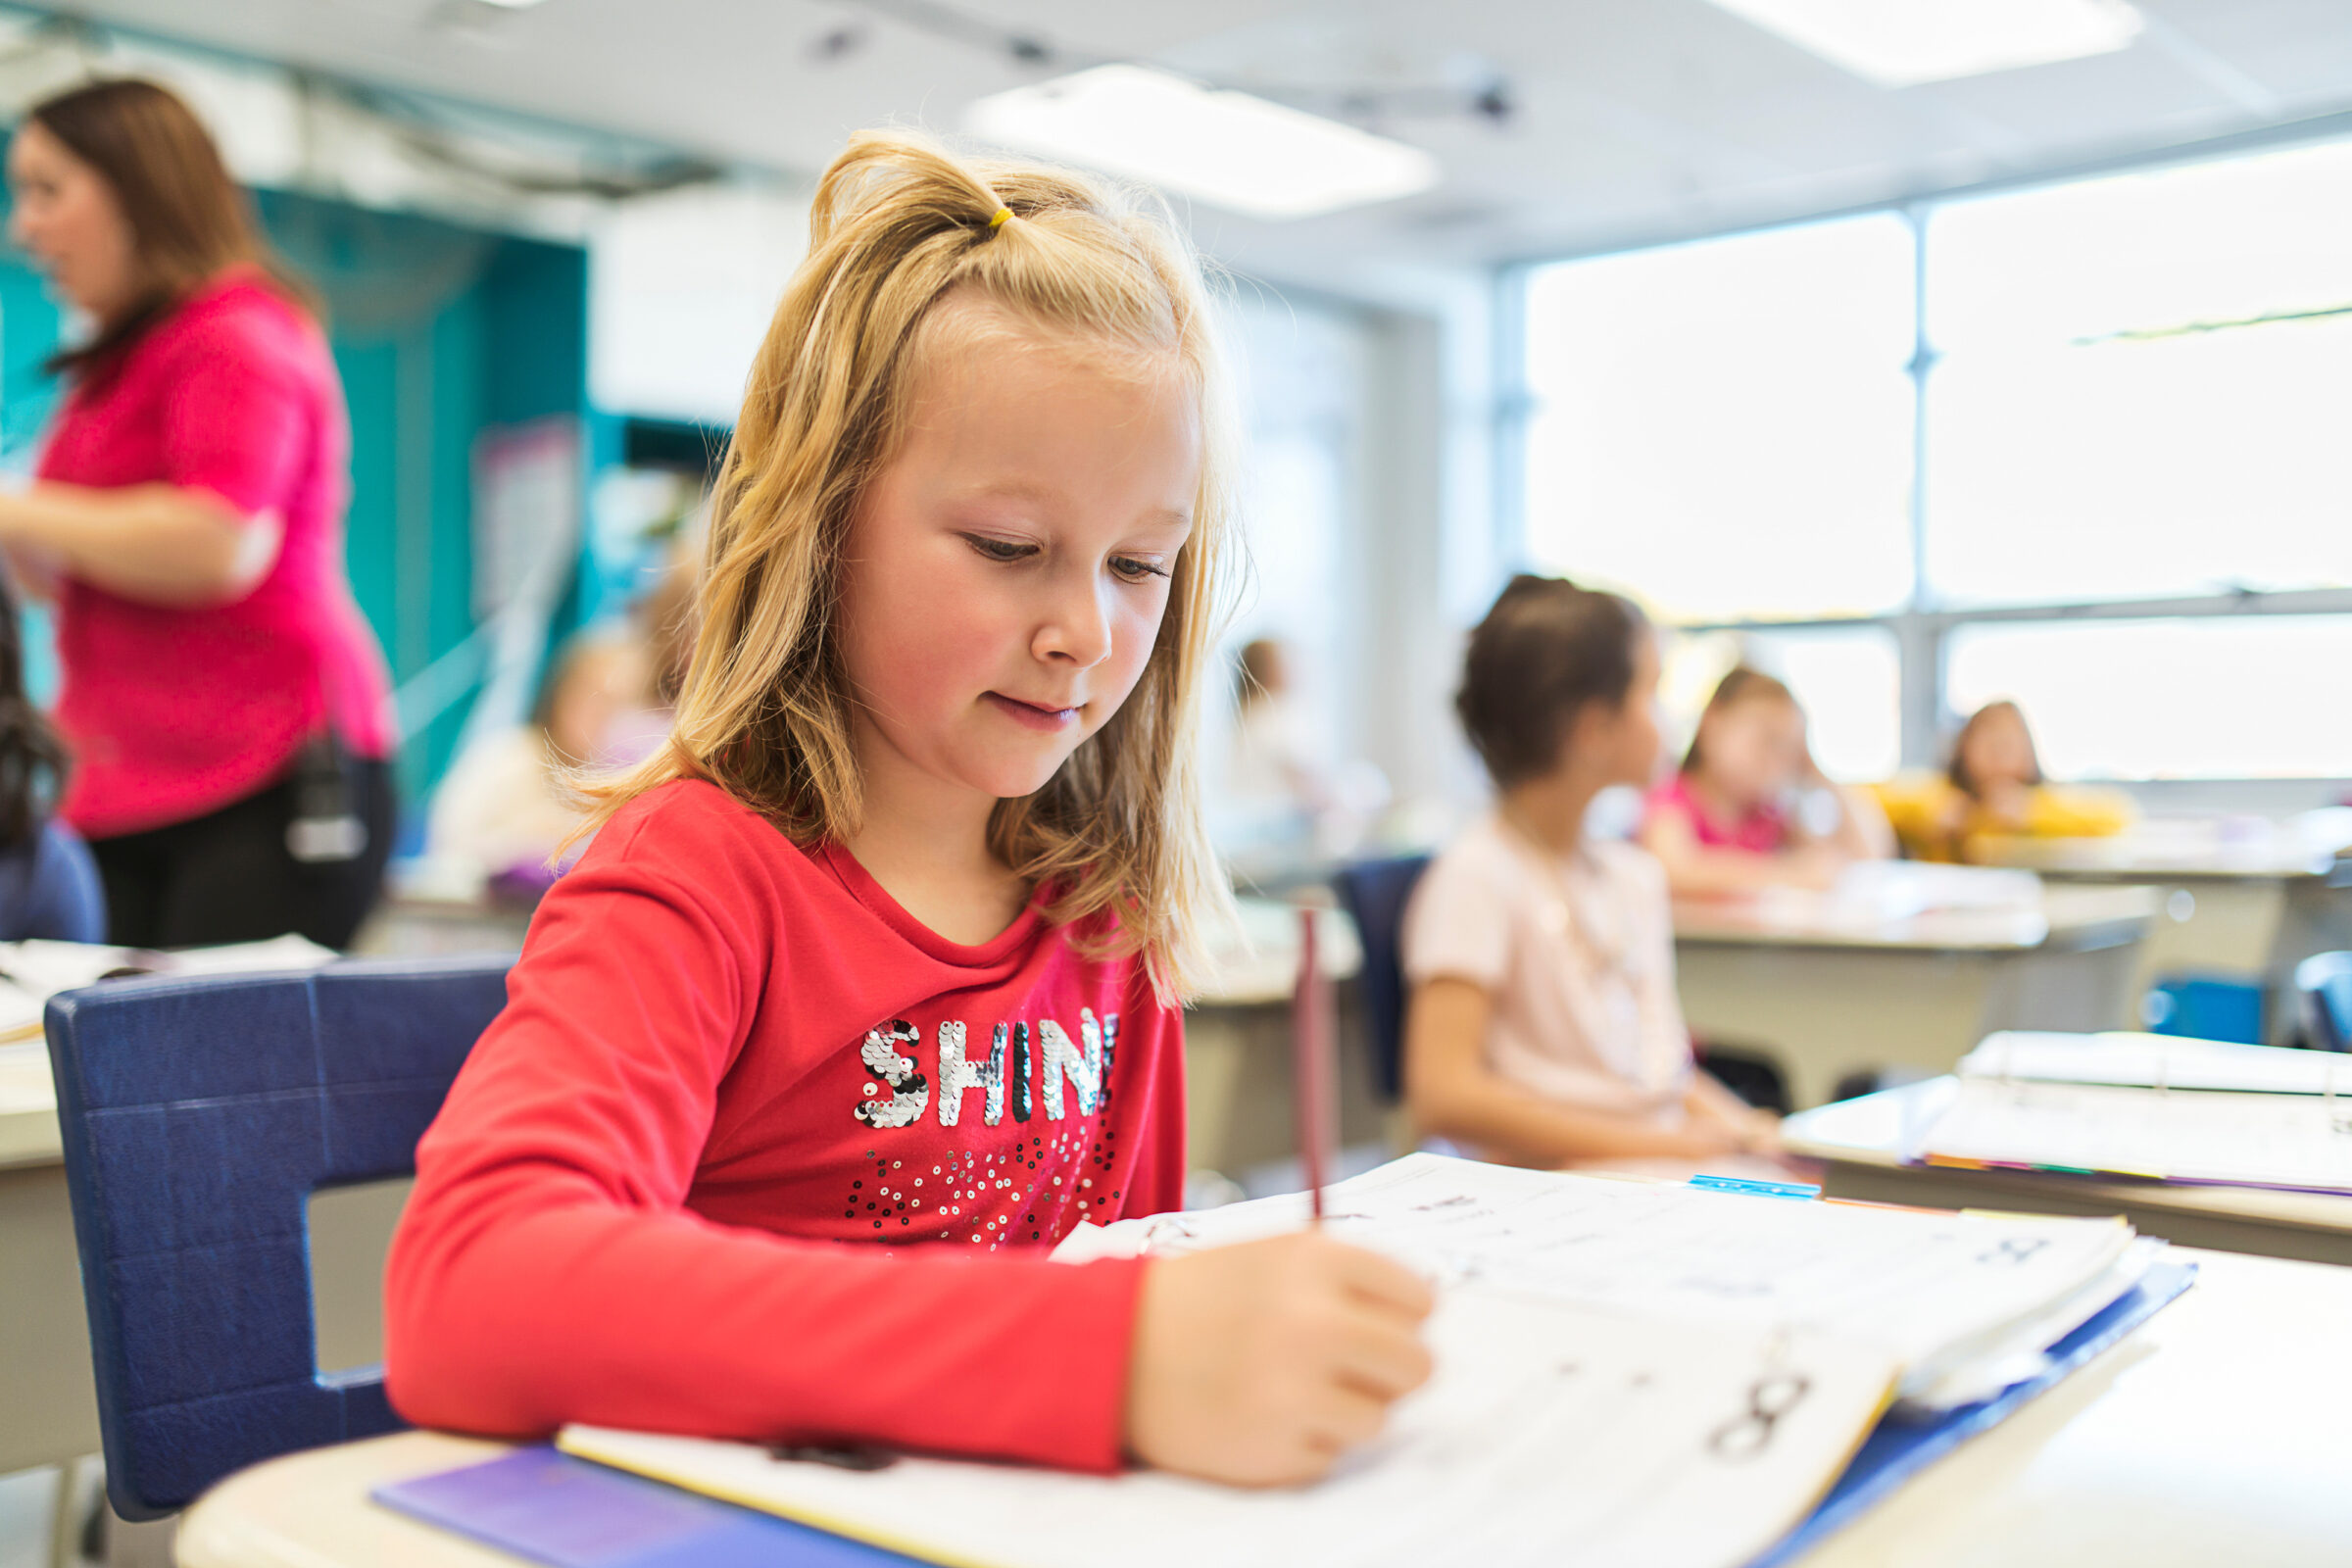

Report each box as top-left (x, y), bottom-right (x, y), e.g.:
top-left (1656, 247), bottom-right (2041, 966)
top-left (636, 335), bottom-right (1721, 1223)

top-left (2296, 952), bottom-right (2352, 1053)
top-left (45, 955), bottom-right (512, 1519)
top-left (1331, 855), bottom-right (1432, 1102)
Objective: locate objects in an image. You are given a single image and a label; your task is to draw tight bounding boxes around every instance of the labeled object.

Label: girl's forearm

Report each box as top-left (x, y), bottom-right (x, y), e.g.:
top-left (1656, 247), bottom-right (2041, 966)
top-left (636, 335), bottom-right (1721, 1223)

top-left (1412, 1072), bottom-right (1736, 1168)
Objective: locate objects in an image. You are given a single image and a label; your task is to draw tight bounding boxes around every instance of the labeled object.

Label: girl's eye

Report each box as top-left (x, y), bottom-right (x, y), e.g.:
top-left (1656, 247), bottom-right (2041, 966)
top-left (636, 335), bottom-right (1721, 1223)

top-left (961, 534), bottom-right (1035, 563)
top-left (1110, 556), bottom-right (1170, 584)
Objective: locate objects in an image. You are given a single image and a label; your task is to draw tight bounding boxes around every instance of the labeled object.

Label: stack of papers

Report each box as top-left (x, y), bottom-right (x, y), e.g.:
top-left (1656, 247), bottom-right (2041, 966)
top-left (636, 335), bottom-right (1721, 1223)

top-left (549, 1154), bottom-right (2169, 1568)
top-left (1921, 1032), bottom-right (2352, 1194)
top-left (0, 934), bottom-right (338, 1042)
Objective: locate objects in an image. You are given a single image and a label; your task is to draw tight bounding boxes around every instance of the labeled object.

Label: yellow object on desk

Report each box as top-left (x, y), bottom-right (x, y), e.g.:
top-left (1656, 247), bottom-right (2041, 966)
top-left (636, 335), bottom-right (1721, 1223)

top-left (1871, 772), bottom-right (2134, 865)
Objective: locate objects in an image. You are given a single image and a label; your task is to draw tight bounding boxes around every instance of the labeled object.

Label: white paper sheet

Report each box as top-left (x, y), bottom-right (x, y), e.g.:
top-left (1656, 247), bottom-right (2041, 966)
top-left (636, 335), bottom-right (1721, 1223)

top-left (0, 935), bottom-right (339, 1043)
top-left (1963, 1031), bottom-right (2352, 1097)
top-left (1083, 1154), bottom-right (2133, 1399)
top-left (564, 1288), bottom-right (1898, 1568)
top-left (1924, 1076), bottom-right (2352, 1195)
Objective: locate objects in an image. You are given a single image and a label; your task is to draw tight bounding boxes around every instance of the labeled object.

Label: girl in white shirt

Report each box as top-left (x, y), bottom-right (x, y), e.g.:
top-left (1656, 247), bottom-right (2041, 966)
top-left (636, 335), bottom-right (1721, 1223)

top-left (1402, 574), bottom-right (1782, 1169)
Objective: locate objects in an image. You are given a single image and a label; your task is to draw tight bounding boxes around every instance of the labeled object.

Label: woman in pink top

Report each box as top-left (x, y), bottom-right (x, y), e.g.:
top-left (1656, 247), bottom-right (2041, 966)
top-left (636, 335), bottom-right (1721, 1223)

top-left (1638, 666), bottom-right (1889, 897)
top-left (0, 79), bottom-right (394, 947)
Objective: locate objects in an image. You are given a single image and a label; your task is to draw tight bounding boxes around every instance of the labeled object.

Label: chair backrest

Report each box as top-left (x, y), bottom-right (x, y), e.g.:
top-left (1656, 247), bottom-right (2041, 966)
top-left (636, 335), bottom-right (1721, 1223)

top-left (44, 955), bottom-right (512, 1519)
top-left (1332, 855), bottom-right (1433, 1102)
top-left (2296, 952), bottom-right (2352, 1052)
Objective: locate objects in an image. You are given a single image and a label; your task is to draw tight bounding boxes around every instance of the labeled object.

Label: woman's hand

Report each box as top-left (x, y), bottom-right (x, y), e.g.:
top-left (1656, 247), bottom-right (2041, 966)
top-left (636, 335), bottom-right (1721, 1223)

top-left (1125, 1232), bottom-right (1436, 1487)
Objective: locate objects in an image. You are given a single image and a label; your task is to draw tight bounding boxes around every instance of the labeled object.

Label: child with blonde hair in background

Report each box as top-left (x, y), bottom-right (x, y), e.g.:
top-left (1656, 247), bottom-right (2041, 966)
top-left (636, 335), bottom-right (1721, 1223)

top-left (387, 130), bottom-right (1431, 1486)
top-left (1876, 699), bottom-right (2134, 863)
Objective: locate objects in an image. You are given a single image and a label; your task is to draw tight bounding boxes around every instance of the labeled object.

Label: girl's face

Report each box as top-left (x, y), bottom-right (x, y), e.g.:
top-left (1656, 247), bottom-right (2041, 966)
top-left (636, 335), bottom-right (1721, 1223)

top-left (1962, 706), bottom-right (2035, 789)
top-left (837, 313), bottom-right (1200, 814)
top-left (1581, 632), bottom-right (1665, 790)
top-left (1698, 697), bottom-right (1808, 806)
top-left (6, 122), bottom-right (139, 322)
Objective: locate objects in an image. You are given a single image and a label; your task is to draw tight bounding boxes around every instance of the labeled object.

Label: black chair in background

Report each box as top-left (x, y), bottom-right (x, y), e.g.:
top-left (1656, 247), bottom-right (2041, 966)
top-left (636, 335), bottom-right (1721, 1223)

top-left (1331, 855), bottom-right (1433, 1103)
top-left (2295, 952), bottom-right (2352, 1053)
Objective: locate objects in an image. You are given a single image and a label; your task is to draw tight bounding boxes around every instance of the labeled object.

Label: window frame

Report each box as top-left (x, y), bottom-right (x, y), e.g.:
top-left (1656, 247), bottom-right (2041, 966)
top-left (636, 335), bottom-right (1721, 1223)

top-left (1501, 125), bottom-right (2352, 788)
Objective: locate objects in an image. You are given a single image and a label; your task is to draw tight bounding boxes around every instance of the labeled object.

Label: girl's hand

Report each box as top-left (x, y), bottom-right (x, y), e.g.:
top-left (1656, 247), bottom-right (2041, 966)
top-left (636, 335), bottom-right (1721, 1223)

top-left (1735, 1108), bottom-right (1786, 1158)
top-left (1125, 1232), bottom-right (1436, 1487)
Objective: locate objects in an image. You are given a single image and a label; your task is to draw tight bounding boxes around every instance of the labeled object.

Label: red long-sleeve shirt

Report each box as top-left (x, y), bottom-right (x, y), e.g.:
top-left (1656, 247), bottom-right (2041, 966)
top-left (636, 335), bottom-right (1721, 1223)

top-left (383, 779), bottom-right (1186, 1471)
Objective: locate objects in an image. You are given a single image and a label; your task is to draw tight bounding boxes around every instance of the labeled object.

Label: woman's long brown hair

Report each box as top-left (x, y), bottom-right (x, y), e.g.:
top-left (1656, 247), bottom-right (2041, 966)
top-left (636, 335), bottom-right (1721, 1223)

top-left (26, 77), bottom-right (319, 377)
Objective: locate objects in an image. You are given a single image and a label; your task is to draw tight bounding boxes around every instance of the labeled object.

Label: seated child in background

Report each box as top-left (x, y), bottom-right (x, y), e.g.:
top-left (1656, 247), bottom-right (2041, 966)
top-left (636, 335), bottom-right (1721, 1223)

top-left (1640, 666), bottom-right (1892, 896)
top-left (0, 575), bottom-right (101, 941)
top-left (386, 129), bottom-right (1432, 1490)
top-left (1876, 699), bottom-right (2134, 863)
top-left (426, 630), bottom-right (656, 897)
top-left (1401, 575), bottom-right (1783, 1173)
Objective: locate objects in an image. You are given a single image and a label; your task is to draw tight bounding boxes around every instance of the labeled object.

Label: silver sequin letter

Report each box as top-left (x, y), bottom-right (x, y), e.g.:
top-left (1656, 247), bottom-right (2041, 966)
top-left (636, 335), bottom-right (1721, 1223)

top-left (852, 1019), bottom-right (929, 1129)
top-left (1038, 1015), bottom-right (1102, 1120)
top-left (935, 1019), bottom-right (1006, 1128)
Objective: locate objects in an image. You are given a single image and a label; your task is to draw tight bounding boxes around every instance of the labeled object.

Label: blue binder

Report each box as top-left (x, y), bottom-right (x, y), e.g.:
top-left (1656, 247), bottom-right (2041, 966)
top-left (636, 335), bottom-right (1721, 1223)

top-left (376, 1260), bottom-right (2195, 1568)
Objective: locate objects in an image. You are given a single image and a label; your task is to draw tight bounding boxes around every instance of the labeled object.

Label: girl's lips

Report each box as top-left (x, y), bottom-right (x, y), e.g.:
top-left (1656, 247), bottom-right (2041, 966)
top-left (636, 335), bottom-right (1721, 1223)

top-left (984, 692), bottom-right (1081, 731)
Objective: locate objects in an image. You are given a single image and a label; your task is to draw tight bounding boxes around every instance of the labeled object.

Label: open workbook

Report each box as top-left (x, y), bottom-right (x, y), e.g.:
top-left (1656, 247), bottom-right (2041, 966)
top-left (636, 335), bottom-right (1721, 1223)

top-left (532, 1154), bottom-right (2177, 1568)
top-left (1921, 1031), bottom-right (2352, 1195)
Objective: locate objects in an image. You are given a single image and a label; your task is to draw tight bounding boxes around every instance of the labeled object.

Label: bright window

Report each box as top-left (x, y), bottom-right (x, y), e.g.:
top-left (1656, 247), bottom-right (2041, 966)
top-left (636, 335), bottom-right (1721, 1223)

top-left (1736, 625), bottom-right (1903, 782)
top-left (1924, 140), bottom-right (2352, 606)
top-left (1522, 214), bottom-right (1917, 621)
top-left (1945, 617), bottom-right (2352, 780)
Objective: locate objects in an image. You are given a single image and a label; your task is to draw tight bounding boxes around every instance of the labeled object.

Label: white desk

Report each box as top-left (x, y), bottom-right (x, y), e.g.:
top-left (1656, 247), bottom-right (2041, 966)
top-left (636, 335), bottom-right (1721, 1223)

top-left (1183, 900), bottom-right (1386, 1177)
top-left (1673, 884), bottom-right (2157, 1108)
top-left (1974, 828), bottom-right (2352, 1046)
top-left (1784, 1077), bottom-right (2352, 1267)
top-left (172, 1243), bottom-right (2352, 1568)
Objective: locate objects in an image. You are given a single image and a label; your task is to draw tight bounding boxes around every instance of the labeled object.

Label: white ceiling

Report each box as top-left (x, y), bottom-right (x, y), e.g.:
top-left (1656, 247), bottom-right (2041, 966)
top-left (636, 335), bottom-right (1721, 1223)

top-left (44, 0), bottom-right (2352, 289)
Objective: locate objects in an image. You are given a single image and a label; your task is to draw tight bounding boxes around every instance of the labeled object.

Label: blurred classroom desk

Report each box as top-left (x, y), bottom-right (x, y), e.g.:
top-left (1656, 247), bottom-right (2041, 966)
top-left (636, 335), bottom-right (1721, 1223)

top-left (172, 1243), bottom-right (2352, 1568)
top-left (1673, 883), bottom-right (2157, 1109)
top-left (1184, 898), bottom-right (1382, 1177)
top-left (0, 1041), bottom-right (99, 1475)
top-left (1974, 823), bottom-right (2352, 1046)
top-left (0, 1041), bottom-right (408, 1476)
top-left (1784, 1076), bottom-right (2352, 1267)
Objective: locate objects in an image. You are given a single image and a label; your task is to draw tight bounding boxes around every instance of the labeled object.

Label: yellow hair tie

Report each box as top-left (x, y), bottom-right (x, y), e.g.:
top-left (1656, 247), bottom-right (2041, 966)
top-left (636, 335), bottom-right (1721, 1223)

top-left (987, 207), bottom-right (1012, 231)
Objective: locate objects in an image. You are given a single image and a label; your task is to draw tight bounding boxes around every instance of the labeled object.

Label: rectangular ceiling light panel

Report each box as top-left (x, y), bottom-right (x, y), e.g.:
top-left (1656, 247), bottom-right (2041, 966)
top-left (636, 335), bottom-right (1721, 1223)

top-left (966, 64), bottom-right (1440, 221)
top-left (1709, 0), bottom-right (2143, 86)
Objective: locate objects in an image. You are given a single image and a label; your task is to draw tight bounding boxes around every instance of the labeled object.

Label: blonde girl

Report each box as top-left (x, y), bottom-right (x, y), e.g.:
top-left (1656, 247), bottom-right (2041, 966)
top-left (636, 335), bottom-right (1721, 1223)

top-left (386, 131), bottom-right (1431, 1487)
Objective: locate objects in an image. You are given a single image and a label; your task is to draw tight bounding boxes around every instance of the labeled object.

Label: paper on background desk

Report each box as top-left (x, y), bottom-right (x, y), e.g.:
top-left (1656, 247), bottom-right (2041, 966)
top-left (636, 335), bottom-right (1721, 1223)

top-left (0, 934), bottom-right (337, 1042)
top-left (1924, 1076), bottom-right (2352, 1195)
top-left (1964, 1031), bottom-right (2352, 1096)
top-left (564, 1291), bottom-right (1898, 1568)
top-left (1067, 1153), bottom-right (2139, 1408)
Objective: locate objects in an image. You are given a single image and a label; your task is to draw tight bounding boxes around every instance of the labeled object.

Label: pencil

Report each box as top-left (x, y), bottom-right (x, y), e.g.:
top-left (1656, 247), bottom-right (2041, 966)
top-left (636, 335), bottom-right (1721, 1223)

top-left (1293, 905), bottom-right (1334, 1225)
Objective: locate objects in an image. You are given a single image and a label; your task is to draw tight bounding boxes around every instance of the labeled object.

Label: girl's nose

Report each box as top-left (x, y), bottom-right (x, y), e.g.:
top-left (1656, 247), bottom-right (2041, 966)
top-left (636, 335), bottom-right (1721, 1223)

top-left (1033, 574), bottom-right (1113, 668)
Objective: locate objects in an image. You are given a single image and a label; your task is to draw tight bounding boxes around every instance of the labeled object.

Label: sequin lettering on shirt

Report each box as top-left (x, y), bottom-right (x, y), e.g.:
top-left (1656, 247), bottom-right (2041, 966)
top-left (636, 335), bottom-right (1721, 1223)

top-left (1009, 1022), bottom-right (1033, 1123)
top-left (934, 1019), bottom-right (1006, 1129)
top-left (851, 1019), bottom-right (929, 1128)
top-left (1038, 1016), bottom-right (1102, 1120)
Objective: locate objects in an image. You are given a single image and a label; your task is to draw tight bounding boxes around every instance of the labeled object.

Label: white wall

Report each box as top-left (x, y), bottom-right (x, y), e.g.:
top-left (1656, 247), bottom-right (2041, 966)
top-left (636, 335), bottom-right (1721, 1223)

top-left (1215, 264), bottom-right (1506, 839)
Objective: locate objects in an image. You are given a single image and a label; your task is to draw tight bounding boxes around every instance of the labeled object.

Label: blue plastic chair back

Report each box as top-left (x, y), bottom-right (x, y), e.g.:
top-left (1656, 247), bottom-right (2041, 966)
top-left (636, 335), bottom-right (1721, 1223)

top-left (1332, 855), bottom-right (1432, 1102)
top-left (44, 955), bottom-right (512, 1519)
top-left (2296, 952), bottom-right (2352, 1053)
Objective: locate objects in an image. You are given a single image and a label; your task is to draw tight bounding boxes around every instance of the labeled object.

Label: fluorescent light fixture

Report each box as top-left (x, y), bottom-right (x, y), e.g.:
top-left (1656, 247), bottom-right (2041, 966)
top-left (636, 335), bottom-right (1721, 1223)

top-left (965, 64), bottom-right (1440, 220)
top-left (1707, 0), bottom-right (2143, 86)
